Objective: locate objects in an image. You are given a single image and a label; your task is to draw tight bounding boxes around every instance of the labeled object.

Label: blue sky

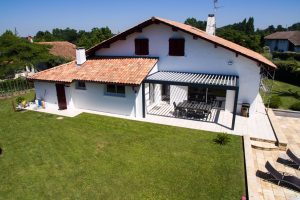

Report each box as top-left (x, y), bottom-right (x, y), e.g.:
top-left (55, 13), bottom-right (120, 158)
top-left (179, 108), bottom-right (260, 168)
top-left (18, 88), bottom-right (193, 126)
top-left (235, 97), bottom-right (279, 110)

top-left (1, 0), bottom-right (299, 36)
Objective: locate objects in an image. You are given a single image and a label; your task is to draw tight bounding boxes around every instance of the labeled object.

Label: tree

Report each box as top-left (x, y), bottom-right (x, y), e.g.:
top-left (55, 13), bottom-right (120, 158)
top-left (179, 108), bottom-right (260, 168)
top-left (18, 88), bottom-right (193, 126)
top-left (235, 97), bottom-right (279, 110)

top-left (33, 27), bottom-right (113, 49)
top-left (276, 25), bottom-right (286, 32)
top-left (0, 31), bottom-right (68, 78)
top-left (288, 22), bottom-right (300, 31)
top-left (246, 17), bottom-right (254, 34)
top-left (184, 18), bottom-right (207, 31)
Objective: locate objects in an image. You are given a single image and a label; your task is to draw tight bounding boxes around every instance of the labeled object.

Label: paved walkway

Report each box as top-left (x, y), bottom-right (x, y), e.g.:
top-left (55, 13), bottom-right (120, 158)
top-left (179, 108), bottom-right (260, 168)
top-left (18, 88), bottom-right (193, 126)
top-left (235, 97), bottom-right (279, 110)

top-left (252, 116), bottom-right (300, 200)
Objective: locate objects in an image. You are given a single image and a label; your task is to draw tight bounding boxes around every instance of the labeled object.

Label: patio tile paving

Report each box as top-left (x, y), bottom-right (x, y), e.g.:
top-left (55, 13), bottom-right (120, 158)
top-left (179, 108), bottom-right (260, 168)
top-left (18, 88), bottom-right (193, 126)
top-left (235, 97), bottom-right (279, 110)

top-left (252, 115), bottom-right (300, 200)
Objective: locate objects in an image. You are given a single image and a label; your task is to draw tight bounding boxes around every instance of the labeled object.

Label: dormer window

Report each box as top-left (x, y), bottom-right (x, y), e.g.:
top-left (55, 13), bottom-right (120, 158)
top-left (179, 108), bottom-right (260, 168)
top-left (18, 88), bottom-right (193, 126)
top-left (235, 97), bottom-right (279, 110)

top-left (169, 38), bottom-right (185, 56)
top-left (135, 39), bottom-right (149, 55)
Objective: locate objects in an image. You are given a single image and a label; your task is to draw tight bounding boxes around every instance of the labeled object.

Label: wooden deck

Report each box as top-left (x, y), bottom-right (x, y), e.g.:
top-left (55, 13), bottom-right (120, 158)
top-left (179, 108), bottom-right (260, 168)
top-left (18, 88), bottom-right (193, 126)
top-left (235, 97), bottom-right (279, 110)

top-left (148, 101), bottom-right (223, 122)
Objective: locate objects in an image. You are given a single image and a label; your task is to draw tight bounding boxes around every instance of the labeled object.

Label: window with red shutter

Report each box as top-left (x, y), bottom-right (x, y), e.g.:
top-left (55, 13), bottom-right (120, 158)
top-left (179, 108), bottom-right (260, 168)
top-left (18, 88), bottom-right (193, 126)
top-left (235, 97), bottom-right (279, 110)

top-left (169, 38), bottom-right (185, 56)
top-left (135, 39), bottom-right (149, 55)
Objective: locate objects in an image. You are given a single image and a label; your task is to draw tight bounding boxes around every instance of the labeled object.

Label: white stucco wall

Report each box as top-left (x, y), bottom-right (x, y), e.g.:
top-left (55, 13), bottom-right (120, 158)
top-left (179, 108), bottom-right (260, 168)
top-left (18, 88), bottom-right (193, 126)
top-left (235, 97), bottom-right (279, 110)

top-left (295, 46), bottom-right (300, 52)
top-left (95, 23), bottom-right (261, 115)
top-left (70, 82), bottom-right (139, 117)
top-left (266, 40), bottom-right (290, 52)
top-left (153, 84), bottom-right (162, 103)
top-left (225, 90), bottom-right (235, 112)
top-left (34, 81), bottom-right (58, 109)
top-left (35, 81), bottom-right (142, 117)
top-left (170, 85), bottom-right (188, 105)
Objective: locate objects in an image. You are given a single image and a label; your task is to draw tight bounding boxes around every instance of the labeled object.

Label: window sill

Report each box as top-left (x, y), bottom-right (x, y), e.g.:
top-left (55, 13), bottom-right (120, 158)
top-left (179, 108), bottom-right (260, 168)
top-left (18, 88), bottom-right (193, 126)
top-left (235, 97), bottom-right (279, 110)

top-left (168, 55), bottom-right (185, 57)
top-left (76, 87), bottom-right (86, 90)
top-left (104, 92), bottom-right (125, 97)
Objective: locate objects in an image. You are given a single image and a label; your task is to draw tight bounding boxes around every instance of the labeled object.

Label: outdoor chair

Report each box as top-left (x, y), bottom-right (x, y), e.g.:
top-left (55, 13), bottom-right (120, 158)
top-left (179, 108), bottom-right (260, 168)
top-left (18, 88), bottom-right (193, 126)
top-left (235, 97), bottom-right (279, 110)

top-left (265, 161), bottom-right (300, 190)
top-left (186, 109), bottom-right (196, 119)
top-left (173, 102), bottom-right (186, 118)
top-left (177, 107), bottom-right (187, 118)
top-left (286, 149), bottom-right (300, 169)
top-left (195, 110), bottom-right (205, 120)
top-left (173, 102), bottom-right (179, 117)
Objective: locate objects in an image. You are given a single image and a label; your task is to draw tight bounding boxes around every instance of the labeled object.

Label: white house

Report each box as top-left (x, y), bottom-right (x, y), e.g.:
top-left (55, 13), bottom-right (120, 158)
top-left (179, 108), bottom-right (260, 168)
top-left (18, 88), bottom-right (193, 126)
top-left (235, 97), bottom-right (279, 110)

top-left (28, 16), bottom-right (276, 129)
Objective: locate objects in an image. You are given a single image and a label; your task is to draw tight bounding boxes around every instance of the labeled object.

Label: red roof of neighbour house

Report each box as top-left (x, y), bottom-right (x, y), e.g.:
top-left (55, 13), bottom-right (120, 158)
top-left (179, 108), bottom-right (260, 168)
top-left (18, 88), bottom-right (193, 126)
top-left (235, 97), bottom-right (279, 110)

top-left (28, 57), bottom-right (158, 85)
top-left (37, 41), bottom-right (76, 60)
top-left (87, 17), bottom-right (276, 69)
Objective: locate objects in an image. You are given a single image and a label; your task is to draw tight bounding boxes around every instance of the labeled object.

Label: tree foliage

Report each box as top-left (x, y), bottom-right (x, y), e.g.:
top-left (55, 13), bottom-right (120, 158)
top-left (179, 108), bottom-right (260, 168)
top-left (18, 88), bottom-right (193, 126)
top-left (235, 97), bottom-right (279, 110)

top-left (185, 16), bottom-right (300, 53)
top-left (0, 31), bottom-right (68, 79)
top-left (34, 27), bottom-right (113, 49)
top-left (184, 18), bottom-right (207, 31)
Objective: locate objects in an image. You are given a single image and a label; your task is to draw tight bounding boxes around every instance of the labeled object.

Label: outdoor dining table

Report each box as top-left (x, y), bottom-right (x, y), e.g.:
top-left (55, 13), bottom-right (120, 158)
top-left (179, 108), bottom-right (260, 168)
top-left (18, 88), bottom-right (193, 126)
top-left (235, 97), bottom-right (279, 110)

top-left (177, 101), bottom-right (212, 113)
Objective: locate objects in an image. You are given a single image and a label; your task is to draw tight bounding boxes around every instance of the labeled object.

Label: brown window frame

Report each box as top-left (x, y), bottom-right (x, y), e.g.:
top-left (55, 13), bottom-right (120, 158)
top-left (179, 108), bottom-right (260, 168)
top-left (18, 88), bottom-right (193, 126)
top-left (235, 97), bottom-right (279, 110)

top-left (135, 38), bottom-right (149, 55)
top-left (169, 38), bottom-right (185, 56)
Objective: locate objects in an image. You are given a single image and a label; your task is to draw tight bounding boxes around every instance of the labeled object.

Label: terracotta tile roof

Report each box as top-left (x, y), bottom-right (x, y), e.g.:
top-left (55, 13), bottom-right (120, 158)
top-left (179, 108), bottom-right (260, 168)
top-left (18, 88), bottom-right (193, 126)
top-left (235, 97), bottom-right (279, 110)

top-left (87, 17), bottom-right (276, 69)
top-left (28, 57), bottom-right (158, 85)
top-left (265, 31), bottom-right (300, 46)
top-left (36, 41), bottom-right (76, 59)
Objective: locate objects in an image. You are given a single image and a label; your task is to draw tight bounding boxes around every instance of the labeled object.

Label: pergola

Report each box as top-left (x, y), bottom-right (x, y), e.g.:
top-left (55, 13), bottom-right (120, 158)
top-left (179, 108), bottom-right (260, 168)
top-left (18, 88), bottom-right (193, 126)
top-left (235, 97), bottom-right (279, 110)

top-left (142, 71), bottom-right (239, 130)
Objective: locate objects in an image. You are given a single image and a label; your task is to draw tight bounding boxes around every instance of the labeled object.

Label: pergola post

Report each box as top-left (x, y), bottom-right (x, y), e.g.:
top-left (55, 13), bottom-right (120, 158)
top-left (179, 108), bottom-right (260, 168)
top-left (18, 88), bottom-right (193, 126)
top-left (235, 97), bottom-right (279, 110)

top-left (231, 87), bottom-right (239, 130)
top-left (142, 83), bottom-right (146, 118)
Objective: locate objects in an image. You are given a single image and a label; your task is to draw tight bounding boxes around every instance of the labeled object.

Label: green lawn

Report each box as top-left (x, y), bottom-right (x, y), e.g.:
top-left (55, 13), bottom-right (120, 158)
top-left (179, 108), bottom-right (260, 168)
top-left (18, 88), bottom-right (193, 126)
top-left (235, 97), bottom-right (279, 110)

top-left (0, 93), bottom-right (246, 199)
top-left (268, 80), bottom-right (300, 109)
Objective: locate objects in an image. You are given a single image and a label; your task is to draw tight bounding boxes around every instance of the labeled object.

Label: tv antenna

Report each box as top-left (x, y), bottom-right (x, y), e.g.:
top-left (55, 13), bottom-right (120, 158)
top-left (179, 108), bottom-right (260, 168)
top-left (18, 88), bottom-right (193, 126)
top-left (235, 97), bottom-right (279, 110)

top-left (213, 0), bottom-right (223, 14)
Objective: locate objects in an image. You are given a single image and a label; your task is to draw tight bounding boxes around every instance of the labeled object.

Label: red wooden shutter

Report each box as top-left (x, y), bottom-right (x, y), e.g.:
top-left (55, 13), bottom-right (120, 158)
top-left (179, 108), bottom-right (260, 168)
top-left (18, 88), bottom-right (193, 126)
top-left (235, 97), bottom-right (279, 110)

top-left (135, 39), bottom-right (149, 55)
top-left (169, 38), bottom-right (185, 56)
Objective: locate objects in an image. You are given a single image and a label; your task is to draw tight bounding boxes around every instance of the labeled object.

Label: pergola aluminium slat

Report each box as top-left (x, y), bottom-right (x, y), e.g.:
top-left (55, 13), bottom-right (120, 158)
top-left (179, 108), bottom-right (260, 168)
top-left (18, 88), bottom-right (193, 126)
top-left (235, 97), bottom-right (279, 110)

top-left (145, 71), bottom-right (238, 88)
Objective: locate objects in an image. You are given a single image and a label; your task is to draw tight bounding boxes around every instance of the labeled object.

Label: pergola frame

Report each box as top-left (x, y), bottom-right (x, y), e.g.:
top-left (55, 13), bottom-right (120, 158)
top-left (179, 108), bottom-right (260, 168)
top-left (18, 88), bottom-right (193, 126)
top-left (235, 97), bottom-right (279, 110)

top-left (142, 71), bottom-right (240, 130)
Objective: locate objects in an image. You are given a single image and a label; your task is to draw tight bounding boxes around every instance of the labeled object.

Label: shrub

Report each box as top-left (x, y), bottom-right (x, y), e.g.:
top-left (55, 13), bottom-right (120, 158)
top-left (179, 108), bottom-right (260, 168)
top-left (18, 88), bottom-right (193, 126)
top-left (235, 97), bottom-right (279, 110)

top-left (16, 96), bottom-right (25, 104)
top-left (290, 102), bottom-right (300, 111)
top-left (213, 133), bottom-right (231, 145)
top-left (272, 51), bottom-right (300, 62)
top-left (273, 60), bottom-right (300, 86)
top-left (268, 96), bottom-right (281, 108)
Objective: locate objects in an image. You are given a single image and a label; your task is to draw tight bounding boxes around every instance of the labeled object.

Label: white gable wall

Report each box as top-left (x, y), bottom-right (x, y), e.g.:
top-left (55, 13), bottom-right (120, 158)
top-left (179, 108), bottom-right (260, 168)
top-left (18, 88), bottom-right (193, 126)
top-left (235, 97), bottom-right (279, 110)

top-left (95, 24), bottom-right (261, 115)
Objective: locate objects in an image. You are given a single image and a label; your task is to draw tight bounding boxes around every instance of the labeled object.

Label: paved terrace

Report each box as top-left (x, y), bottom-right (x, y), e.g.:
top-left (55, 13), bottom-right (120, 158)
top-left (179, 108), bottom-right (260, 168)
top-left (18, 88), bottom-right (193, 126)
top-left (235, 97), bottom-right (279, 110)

top-left (26, 95), bottom-right (276, 141)
top-left (252, 116), bottom-right (300, 200)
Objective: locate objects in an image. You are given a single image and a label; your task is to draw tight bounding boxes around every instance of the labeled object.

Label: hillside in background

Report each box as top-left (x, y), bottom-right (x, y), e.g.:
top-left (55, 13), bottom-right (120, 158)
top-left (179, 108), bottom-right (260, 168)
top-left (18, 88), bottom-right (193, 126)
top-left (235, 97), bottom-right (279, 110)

top-left (185, 17), bottom-right (300, 52)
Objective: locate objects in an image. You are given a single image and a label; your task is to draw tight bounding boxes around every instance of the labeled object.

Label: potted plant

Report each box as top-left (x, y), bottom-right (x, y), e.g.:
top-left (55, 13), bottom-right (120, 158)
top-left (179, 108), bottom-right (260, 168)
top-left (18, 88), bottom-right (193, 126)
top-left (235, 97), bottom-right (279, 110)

top-left (16, 97), bottom-right (25, 106)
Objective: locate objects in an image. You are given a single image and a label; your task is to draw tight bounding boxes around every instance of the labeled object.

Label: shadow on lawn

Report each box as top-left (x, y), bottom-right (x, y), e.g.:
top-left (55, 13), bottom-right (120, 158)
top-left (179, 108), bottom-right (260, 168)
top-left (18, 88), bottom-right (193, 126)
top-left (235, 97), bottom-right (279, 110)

top-left (272, 89), bottom-right (300, 99)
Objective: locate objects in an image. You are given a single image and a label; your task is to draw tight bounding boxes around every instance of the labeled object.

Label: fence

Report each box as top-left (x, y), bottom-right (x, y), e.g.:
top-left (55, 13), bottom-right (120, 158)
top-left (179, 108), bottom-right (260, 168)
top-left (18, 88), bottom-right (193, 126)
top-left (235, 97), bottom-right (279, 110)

top-left (0, 78), bottom-right (34, 99)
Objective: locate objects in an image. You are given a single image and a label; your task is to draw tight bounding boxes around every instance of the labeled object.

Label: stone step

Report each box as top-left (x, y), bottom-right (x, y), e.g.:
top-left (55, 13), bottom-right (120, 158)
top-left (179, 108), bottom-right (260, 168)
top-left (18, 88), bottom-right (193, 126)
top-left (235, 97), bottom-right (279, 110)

top-left (250, 140), bottom-right (284, 151)
top-left (250, 137), bottom-right (276, 144)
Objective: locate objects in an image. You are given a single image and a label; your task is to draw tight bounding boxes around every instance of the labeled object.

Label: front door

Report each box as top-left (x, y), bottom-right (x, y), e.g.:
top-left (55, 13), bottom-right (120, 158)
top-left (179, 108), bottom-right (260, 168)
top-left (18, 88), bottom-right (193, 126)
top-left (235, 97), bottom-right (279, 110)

top-left (56, 84), bottom-right (67, 110)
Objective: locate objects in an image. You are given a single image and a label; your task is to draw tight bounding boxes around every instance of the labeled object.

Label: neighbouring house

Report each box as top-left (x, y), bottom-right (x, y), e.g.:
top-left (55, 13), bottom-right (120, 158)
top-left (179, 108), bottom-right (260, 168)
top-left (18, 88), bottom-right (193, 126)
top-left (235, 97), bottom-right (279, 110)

top-left (36, 41), bottom-right (76, 60)
top-left (28, 16), bottom-right (276, 129)
top-left (265, 31), bottom-right (300, 52)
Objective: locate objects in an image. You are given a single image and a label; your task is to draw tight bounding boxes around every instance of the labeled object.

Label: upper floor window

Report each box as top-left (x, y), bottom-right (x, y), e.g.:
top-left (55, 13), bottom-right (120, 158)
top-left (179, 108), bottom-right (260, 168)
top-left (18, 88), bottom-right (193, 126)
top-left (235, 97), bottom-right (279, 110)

top-left (76, 81), bottom-right (86, 90)
top-left (135, 38), bottom-right (149, 55)
top-left (105, 84), bottom-right (125, 97)
top-left (169, 38), bottom-right (185, 56)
